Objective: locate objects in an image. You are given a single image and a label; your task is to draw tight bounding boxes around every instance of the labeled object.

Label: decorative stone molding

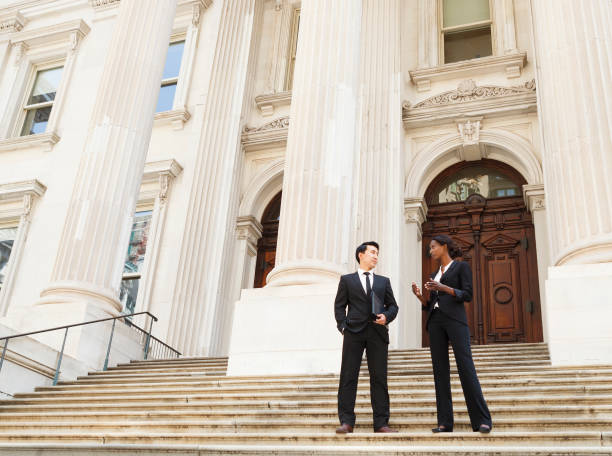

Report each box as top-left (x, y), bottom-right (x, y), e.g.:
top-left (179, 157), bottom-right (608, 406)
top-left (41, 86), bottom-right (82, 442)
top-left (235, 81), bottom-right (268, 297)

top-left (241, 116), bottom-right (289, 151)
top-left (90, 0), bottom-right (212, 11)
top-left (402, 79), bottom-right (537, 129)
top-left (89, 0), bottom-right (121, 9)
top-left (12, 41), bottom-right (27, 66)
top-left (154, 108), bottom-right (191, 130)
top-left (409, 52), bottom-right (527, 92)
top-left (0, 11), bottom-right (25, 34)
top-left (236, 216), bottom-right (263, 256)
top-left (0, 179), bottom-right (46, 317)
top-left (10, 19), bottom-right (90, 51)
top-left (254, 91), bottom-right (292, 116)
top-left (0, 132), bottom-right (60, 153)
top-left (140, 159), bottom-right (184, 202)
top-left (456, 116), bottom-right (483, 161)
top-left (404, 197), bottom-right (428, 241)
top-left (522, 184), bottom-right (545, 212)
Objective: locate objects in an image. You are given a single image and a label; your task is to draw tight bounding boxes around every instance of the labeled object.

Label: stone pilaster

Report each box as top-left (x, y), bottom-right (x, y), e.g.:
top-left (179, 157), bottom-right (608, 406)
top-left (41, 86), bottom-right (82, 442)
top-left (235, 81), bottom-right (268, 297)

top-left (355, 0), bottom-right (404, 347)
top-left (531, 0), bottom-right (612, 266)
top-left (38, 0), bottom-right (178, 314)
top-left (531, 0), bottom-right (612, 365)
top-left (166, 0), bottom-right (263, 356)
top-left (266, 0), bottom-right (362, 287)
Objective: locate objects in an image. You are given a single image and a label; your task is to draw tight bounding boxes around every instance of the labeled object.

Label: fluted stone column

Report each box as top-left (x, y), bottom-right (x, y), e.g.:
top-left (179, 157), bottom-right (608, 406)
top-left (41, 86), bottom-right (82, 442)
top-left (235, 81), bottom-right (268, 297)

top-left (228, 0), bottom-right (363, 375)
top-left (531, 0), bottom-right (612, 364)
top-left (355, 0), bottom-right (405, 347)
top-left (38, 0), bottom-right (178, 314)
top-left (266, 0), bottom-right (362, 287)
top-left (166, 0), bottom-right (263, 356)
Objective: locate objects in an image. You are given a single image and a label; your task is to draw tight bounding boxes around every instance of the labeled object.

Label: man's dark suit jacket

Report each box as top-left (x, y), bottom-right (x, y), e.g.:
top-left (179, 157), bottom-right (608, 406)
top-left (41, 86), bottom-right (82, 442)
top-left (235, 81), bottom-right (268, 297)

top-left (334, 272), bottom-right (399, 343)
top-left (423, 260), bottom-right (473, 330)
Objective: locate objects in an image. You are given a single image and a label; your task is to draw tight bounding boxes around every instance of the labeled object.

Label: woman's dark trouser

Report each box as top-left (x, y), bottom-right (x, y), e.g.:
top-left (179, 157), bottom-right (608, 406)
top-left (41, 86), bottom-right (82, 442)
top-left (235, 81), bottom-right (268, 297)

top-left (428, 309), bottom-right (492, 431)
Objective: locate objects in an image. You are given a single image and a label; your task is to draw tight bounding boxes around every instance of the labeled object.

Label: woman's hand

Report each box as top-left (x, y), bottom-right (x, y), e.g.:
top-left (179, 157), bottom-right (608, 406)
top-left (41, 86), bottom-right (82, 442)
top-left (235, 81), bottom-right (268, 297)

top-left (425, 280), bottom-right (455, 296)
top-left (411, 282), bottom-right (423, 298)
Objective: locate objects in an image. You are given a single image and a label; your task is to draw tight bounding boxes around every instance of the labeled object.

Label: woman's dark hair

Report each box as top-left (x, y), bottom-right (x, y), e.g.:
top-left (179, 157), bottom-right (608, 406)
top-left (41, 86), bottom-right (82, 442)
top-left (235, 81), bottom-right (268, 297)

top-left (431, 234), bottom-right (462, 259)
top-left (355, 241), bottom-right (379, 263)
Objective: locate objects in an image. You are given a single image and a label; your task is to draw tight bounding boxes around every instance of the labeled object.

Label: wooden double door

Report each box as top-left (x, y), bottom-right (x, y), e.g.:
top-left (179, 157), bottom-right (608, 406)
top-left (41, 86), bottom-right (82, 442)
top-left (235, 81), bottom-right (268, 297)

top-left (421, 193), bottom-right (543, 346)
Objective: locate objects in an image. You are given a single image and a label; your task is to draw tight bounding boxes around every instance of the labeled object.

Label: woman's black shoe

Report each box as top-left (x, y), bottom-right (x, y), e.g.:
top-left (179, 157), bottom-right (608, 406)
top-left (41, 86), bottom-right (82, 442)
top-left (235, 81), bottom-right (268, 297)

top-left (432, 426), bottom-right (453, 433)
top-left (478, 424), bottom-right (491, 433)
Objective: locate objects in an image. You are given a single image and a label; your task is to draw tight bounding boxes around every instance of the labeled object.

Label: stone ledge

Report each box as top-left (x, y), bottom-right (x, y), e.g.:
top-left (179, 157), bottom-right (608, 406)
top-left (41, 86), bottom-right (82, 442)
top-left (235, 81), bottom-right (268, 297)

top-left (154, 108), bottom-right (191, 130)
top-left (409, 52), bottom-right (528, 92)
top-left (0, 132), bottom-right (60, 152)
top-left (254, 91), bottom-right (292, 116)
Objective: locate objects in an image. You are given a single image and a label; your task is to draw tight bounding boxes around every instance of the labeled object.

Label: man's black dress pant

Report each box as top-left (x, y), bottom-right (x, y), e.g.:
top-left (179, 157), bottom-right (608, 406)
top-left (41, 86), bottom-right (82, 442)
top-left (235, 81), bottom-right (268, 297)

top-left (337, 322), bottom-right (389, 430)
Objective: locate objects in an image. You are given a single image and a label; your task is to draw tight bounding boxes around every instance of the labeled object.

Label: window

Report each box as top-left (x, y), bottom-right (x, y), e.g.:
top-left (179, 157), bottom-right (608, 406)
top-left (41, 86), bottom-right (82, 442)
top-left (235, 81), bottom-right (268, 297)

top-left (20, 66), bottom-right (64, 136)
top-left (120, 210), bottom-right (152, 314)
top-left (285, 8), bottom-right (301, 91)
top-left (432, 166), bottom-right (520, 204)
top-left (155, 41), bottom-right (185, 113)
top-left (0, 227), bottom-right (17, 291)
top-left (441, 0), bottom-right (492, 64)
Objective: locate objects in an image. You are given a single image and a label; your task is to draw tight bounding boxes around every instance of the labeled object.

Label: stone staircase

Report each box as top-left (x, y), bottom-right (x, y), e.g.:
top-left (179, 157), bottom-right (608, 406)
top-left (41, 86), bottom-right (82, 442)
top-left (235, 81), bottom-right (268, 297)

top-left (0, 343), bottom-right (611, 455)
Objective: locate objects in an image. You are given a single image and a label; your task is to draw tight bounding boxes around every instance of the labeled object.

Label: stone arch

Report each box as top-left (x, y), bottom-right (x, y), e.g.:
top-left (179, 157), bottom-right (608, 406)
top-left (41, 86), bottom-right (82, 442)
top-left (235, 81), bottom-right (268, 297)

top-left (405, 128), bottom-right (543, 198)
top-left (239, 159), bottom-right (284, 221)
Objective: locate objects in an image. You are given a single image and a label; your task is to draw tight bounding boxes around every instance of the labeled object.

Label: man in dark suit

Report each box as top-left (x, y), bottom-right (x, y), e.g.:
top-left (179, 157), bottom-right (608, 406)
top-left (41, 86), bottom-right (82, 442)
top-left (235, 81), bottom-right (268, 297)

top-left (334, 241), bottom-right (399, 434)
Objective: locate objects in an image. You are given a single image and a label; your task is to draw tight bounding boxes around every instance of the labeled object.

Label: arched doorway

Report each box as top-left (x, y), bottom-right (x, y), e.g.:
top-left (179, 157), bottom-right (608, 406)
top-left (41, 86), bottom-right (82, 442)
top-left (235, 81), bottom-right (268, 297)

top-left (253, 192), bottom-right (281, 288)
top-left (421, 159), bottom-right (543, 346)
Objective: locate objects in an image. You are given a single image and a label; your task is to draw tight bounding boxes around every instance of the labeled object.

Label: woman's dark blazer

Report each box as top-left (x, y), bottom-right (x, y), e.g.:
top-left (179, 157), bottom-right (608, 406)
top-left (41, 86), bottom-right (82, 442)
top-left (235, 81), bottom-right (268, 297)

top-left (423, 260), bottom-right (473, 330)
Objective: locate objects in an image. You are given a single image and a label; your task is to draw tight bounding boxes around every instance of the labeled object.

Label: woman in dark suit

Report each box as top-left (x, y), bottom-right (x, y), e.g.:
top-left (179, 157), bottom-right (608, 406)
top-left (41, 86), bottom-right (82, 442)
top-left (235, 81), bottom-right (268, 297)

top-left (411, 234), bottom-right (492, 433)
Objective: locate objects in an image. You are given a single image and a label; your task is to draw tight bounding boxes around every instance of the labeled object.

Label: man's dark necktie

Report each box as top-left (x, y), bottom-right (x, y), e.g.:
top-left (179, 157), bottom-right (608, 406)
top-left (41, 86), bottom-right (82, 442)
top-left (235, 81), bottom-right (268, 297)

top-left (364, 272), bottom-right (372, 296)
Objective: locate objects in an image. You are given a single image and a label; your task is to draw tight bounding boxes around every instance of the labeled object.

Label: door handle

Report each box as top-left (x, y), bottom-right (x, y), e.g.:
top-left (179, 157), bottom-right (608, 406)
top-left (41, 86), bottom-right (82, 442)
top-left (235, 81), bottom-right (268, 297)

top-left (525, 300), bottom-right (535, 314)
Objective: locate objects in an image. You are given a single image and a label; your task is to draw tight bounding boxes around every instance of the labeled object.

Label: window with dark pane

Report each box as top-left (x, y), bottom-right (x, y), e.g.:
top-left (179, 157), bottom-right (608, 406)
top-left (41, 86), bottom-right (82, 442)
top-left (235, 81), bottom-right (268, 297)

top-left (432, 166), bottom-right (521, 204)
top-left (442, 0), bottom-right (493, 64)
top-left (0, 227), bottom-right (17, 290)
top-left (120, 210), bottom-right (152, 314)
top-left (21, 66), bottom-right (64, 136)
top-left (155, 41), bottom-right (185, 113)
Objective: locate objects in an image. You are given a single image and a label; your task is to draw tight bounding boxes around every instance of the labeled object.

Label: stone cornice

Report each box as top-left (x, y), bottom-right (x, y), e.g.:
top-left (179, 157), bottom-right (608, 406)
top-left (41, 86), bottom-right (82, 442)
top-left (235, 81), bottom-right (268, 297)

top-left (402, 79), bottom-right (537, 129)
top-left (0, 11), bottom-right (25, 34)
top-left (154, 108), bottom-right (191, 130)
top-left (0, 131), bottom-right (60, 152)
top-left (236, 215), bottom-right (263, 255)
top-left (409, 52), bottom-right (528, 92)
top-left (142, 159), bottom-right (184, 183)
top-left (254, 91), bottom-right (292, 116)
top-left (10, 18), bottom-right (90, 49)
top-left (242, 116), bottom-right (289, 151)
top-left (0, 179), bottom-right (46, 202)
top-left (90, 0), bottom-right (212, 11)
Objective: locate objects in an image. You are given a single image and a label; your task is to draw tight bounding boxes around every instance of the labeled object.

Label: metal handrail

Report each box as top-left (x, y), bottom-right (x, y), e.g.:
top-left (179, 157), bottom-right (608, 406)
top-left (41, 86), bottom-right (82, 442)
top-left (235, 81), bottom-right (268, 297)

top-left (0, 311), bottom-right (181, 386)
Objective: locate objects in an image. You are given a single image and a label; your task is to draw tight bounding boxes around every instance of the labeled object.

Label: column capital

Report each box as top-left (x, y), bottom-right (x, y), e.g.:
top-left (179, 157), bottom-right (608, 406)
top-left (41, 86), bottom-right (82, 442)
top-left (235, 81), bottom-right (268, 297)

top-left (404, 197), bottom-right (428, 225)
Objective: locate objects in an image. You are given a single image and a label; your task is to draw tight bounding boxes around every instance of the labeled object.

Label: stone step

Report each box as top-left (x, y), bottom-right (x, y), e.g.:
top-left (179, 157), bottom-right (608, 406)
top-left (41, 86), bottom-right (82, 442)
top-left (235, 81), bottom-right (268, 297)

top-left (50, 370), bottom-right (612, 391)
top-left (1, 401), bottom-right (610, 418)
top-left (11, 388), bottom-right (612, 408)
top-left (1, 443), bottom-right (610, 456)
top-left (26, 381), bottom-right (612, 398)
top-left (0, 430), bottom-right (608, 448)
top-left (1, 443), bottom-right (611, 456)
top-left (73, 363), bottom-right (560, 383)
top-left (0, 416), bottom-right (610, 433)
top-left (100, 357), bottom-right (551, 375)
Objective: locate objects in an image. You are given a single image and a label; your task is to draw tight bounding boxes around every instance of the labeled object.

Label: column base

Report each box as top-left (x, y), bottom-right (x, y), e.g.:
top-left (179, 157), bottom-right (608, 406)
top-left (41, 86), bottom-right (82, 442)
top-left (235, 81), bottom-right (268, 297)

top-left (544, 262), bottom-right (612, 365)
top-left (37, 281), bottom-right (122, 316)
top-left (227, 283), bottom-right (342, 376)
top-left (265, 261), bottom-right (343, 287)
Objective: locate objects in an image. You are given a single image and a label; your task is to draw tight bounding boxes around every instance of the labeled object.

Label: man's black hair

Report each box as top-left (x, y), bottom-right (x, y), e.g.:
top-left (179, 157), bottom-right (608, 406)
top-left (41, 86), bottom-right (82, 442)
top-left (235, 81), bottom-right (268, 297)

top-left (355, 241), bottom-right (380, 264)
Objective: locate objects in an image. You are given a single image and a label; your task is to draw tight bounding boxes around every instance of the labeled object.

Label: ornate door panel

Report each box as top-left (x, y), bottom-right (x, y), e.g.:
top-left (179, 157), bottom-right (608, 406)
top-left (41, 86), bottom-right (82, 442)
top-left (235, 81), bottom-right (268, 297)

top-left (420, 161), bottom-right (543, 346)
top-left (254, 193), bottom-right (281, 288)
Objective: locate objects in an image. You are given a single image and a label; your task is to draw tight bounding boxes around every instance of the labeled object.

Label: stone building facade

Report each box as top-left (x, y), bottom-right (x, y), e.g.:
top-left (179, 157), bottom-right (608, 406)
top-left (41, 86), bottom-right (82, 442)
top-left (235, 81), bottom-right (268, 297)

top-left (0, 0), bottom-right (610, 383)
